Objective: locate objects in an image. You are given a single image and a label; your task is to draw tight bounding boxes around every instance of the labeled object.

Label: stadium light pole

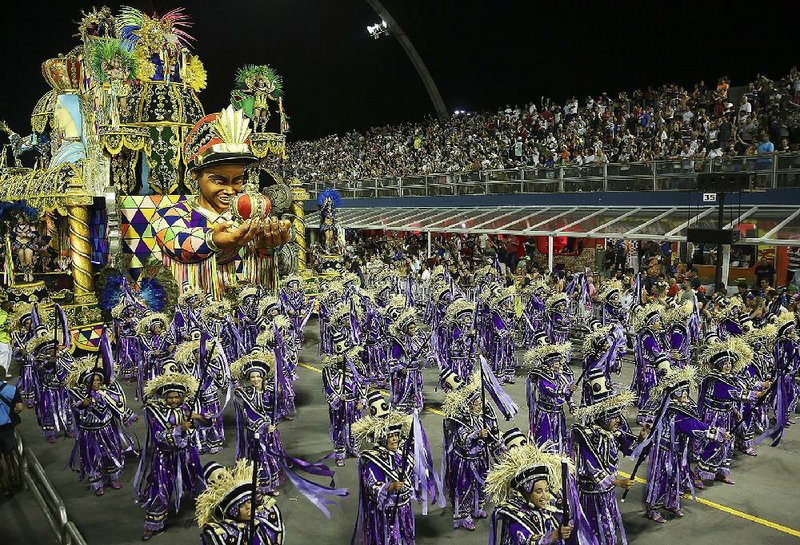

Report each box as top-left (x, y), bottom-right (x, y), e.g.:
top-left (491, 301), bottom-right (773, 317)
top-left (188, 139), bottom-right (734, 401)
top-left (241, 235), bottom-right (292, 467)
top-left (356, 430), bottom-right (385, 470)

top-left (365, 0), bottom-right (449, 120)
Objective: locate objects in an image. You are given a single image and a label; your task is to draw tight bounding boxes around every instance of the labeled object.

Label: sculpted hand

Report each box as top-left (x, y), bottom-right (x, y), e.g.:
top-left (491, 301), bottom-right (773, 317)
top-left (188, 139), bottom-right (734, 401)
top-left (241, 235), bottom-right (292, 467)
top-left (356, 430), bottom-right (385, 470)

top-left (211, 219), bottom-right (259, 253)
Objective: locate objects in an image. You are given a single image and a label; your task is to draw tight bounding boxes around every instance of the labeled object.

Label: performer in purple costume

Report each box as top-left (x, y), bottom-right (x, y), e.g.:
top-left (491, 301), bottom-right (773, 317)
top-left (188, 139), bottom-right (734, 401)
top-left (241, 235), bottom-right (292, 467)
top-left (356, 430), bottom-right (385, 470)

top-left (66, 344), bottom-right (137, 496)
top-left (572, 391), bottom-right (643, 545)
top-left (136, 313), bottom-right (174, 401)
top-left (489, 287), bottom-right (518, 384)
top-left (28, 326), bottom-right (74, 443)
top-left (635, 367), bottom-right (729, 523)
top-left (486, 444), bottom-right (574, 545)
top-left (631, 303), bottom-right (667, 409)
top-left (9, 302), bottom-right (39, 407)
top-left (322, 346), bottom-right (366, 466)
top-left (441, 299), bottom-right (478, 379)
top-left (232, 351), bottom-right (286, 495)
top-left (135, 371), bottom-right (208, 541)
top-left (169, 284), bottom-right (203, 346)
top-left (352, 412), bottom-right (416, 545)
top-left (280, 274), bottom-right (312, 345)
top-left (694, 338), bottom-right (767, 487)
top-left (523, 342), bottom-right (575, 453)
top-left (388, 309), bottom-right (428, 413)
top-left (441, 372), bottom-right (500, 530)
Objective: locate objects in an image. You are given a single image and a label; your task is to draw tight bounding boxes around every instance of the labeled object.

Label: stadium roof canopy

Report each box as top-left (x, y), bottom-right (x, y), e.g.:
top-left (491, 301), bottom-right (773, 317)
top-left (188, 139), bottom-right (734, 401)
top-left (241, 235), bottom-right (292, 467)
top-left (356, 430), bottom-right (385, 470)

top-left (306, 205), bottom-right (800, 246)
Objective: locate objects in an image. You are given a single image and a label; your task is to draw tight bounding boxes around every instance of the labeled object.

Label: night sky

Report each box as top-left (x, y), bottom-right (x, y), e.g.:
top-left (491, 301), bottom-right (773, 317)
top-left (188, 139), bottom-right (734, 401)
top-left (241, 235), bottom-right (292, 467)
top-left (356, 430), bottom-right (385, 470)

top-left (0, 0), bottom-right (795, 141)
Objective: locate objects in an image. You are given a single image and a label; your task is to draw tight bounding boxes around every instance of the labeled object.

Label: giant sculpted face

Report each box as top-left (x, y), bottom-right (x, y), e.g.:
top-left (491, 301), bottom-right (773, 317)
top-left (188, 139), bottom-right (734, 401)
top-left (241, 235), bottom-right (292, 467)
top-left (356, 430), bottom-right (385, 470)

top-left (194, 163), bottom-right (246, 215)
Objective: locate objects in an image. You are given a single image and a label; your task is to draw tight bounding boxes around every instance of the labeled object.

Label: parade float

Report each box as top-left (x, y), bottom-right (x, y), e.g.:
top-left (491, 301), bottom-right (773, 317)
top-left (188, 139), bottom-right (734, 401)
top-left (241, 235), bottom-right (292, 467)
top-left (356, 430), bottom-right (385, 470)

top-left (0, 5), bottom-right (310, 350)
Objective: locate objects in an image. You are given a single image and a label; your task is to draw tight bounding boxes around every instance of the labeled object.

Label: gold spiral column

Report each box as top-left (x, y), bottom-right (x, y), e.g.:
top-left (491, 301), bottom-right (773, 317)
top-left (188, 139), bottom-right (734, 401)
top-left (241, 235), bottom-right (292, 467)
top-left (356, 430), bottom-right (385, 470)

top-left (67, 204), bottom-right (95, 304)
top-left (289, 178), bottom-right (310, 272)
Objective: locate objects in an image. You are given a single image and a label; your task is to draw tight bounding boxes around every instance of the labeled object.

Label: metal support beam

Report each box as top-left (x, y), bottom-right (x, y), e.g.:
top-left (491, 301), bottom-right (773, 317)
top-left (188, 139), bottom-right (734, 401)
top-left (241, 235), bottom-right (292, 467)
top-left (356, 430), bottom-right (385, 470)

top-left (665, 207), bottom-right (716, 237)
top-left (548, 236), bottom-right (554, 271)
top-left (586, 207), bottom-right (642, 234)
top-left (624, 207), bottom-right (678, 235)
top-left (365, 0), bottom-right (448, 119)
top-left (761, 207), bottom-right (800, 240)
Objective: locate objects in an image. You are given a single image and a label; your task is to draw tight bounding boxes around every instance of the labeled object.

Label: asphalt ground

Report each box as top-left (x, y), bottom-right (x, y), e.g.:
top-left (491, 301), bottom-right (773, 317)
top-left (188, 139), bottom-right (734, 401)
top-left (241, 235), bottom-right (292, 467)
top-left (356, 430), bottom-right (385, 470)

top-left (2, 320), bottom-right (798, 545)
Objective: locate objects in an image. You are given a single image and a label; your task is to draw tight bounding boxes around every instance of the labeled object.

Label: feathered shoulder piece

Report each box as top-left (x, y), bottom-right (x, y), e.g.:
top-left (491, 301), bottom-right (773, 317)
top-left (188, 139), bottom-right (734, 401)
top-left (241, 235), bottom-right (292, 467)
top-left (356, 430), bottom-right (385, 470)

top-left (663, 300), bottom-right (694, 325)
top-left (744, 324), bottom-right (777, 346)
top-left (136, 312), bottom-right (169, 336)
top-left (143, 371), bottom-right (199, 401)
top-left (174, 340), bottom-right (200, 368)
top-left (521, 342), bottom-right (570, 371)
top-left (352, 410), bottom-right (412, 445)
top-left (573, 390), bottom-right (636, 424)
top-left (201, 300), bottom-right (230, 321)
top-left (485, 442), bottom-right (570, 504)
top-left (581, 325), bottom-right (613, 354)
top-left (651, 365), bottom-right (697, 401)
top-left (442, 371), bottom-right (481, 417)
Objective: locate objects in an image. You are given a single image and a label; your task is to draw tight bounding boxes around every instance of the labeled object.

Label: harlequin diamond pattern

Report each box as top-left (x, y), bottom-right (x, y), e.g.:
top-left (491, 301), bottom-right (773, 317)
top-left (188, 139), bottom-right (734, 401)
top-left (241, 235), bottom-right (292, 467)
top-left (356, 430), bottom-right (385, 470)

top-left (120, 195), bottom-right (188, 278)
top-left (70, 324), bottom-right (109, 352)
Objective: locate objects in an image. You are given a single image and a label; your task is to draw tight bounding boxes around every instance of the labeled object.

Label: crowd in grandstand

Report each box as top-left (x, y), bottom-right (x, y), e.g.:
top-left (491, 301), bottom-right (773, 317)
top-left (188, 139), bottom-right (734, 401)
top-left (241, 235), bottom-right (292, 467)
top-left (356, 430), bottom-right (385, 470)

top-left (277, 68), bottom-right (800, 183)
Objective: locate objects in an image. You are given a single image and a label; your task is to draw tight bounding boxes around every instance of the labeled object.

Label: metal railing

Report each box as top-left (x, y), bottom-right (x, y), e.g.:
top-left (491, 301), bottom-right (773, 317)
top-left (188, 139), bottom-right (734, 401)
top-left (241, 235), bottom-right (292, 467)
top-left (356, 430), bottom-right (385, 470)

top-left (303, 151), bottom-right (800, 200)
top-left (15, 431), bottom-right (89, 545)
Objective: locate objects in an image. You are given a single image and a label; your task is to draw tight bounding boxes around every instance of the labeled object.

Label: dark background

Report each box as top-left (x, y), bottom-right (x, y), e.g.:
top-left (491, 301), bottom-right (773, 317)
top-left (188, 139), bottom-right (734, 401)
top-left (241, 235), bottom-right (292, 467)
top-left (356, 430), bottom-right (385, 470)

top-left (0, 0), bottom-right (795, 141)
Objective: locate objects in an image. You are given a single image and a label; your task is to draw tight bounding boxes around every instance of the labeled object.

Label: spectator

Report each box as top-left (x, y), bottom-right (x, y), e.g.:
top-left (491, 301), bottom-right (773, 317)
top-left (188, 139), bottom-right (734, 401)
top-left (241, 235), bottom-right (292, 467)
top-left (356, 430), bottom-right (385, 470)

top-left (754, 257), bottom-right (776, 287)
top-left (667, 277), bottom-right (680, 297)
top-left (0, 368), bottom-right (23, 497)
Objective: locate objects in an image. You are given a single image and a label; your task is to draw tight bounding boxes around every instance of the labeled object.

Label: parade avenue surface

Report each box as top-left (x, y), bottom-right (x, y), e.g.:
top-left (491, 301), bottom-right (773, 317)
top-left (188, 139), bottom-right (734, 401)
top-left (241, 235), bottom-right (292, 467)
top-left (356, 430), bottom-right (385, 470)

top-left (3, 321), bottom-right (798, 545)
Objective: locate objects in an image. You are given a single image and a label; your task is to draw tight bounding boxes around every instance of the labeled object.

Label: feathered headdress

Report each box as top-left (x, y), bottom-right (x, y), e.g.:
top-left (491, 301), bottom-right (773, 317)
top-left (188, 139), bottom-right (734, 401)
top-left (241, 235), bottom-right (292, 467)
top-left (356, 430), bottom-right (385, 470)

top-left (135, 312), bottom-right (169, 336)
top-left (256, 315), bottom-right (292, 346)
top-left (389, 308), bottom-right (416, 339)
top-left (25, 327), bottom-right (56, 355)
top-left (698, 336), bottom-right (753, 376)
top-left (573, 390), bottom-right (636, 424)
top-left (9, 302), bottom-right (35, 328)
top-left (88, 38), bottom-right (136, 83)
top-left (650, 365), bottom-right (697, 401)
top-left (179, 284), bottom-right (203, 306)
top-left (234, 65), bottom-right (283, 96)
top-left (485, 442), bottom-right (571, 504)
top-left (445, 299), bottom-right (475, 324)
top-left (230, 350), bottom-right (276, 382)
top-left (442, 371), bottom-right (482, 417)
top-left (117, 6), bottom-right (195, 54)
top-left (595, 280), bottom-right (622, 303)
top-left (744, 323), bottom-right (777, 347)
top-left (581, 325), bottom-right (613, 354)
top-left (280, 274), bottom-right (303, 288)
top-left (143, 371), bottom-right (199, 400)
top-left (521, 342), bottom-right (571, 371)
top-left (352, 410), bottom-right (412, 445)
top-left (773, 309), bottom-right (797, 338)
top-left (317, 188), bottom-right (342, 208)
top-left (195, 459), bottom-right (275, 528)
top-left (490, 287), bottom-right (516, 309)
top-left (545, 292), bottom-right (568, 309)
top-left (66, 355), bottom-right (114, 391)
top-left (632, 303), bottom-right (664, 331)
